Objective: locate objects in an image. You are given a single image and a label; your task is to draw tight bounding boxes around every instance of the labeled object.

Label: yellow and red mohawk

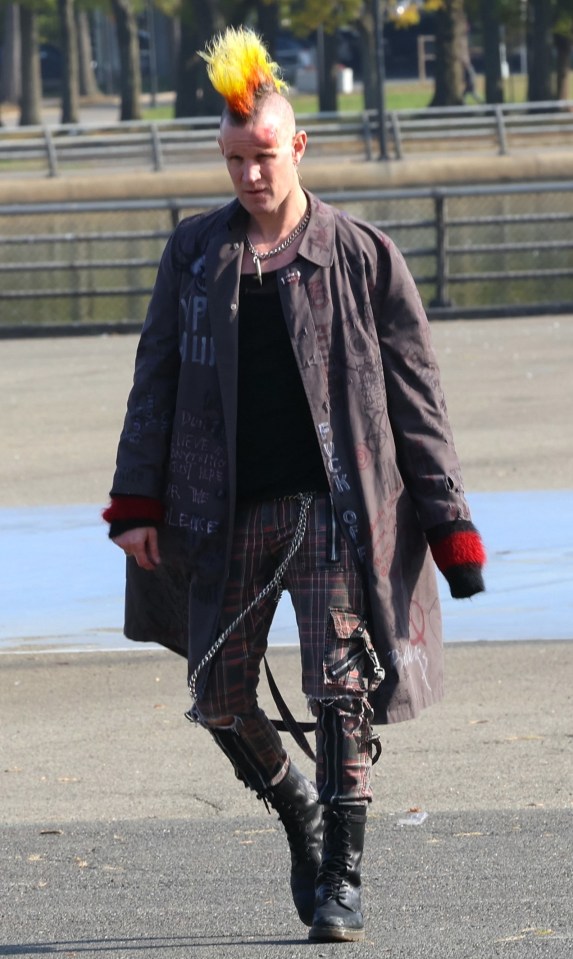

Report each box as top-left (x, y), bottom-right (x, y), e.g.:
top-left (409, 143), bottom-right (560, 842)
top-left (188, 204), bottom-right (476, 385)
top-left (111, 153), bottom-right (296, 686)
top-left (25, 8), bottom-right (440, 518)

top-left (200, 26), bottom-right (287, 120)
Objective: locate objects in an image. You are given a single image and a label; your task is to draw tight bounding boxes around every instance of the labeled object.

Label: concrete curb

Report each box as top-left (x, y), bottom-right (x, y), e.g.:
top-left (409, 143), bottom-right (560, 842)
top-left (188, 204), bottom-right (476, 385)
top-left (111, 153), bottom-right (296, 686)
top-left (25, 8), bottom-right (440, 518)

top-left (2, 151), bottom-right (573, 205)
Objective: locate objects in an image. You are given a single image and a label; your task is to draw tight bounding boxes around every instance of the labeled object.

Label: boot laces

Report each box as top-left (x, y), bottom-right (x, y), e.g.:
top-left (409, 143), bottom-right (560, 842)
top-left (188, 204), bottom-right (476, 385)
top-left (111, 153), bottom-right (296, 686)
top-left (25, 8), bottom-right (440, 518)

top-left (274, 799), bottom-right (316, 865)
top-left (319, 815), bottom-right (354, 897)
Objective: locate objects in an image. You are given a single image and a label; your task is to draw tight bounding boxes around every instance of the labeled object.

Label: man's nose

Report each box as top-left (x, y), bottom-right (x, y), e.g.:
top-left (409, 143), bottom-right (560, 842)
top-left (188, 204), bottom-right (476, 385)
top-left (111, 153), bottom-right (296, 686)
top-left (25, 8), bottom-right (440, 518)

top-left (242, 161), bottom-right (260, 183)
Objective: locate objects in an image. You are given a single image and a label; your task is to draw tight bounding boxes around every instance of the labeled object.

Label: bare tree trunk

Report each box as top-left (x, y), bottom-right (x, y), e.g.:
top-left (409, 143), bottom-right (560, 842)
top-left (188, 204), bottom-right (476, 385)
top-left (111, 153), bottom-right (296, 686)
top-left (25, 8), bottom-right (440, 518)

top-left (430, 0), bottom-right (466, 107)
top-left (317, 29), bottom-right (338, 112)
top-left (58, 0), bottom-right (80, 123)
top-left (554, 32), bottom-right (571, 102)
top-left (19, 4), bottom-right (42, 125)
top-left (76, 9), bottom-right (100, 98)
top-left (1, 4), bottom-right (22, 108)
top-left (175, 0), bottom-right (223, 118)
top-left (356, 14), bottom-right (376, 111)
top-left (527, 0), bottom-right (553, 101)
top-left (256, 0), bottom-right (280, 62)
top-left (168, 16), bottom-right (181, 90)
top-left (111, 0), bottom-right (142, 120)
top-left (481, 0), bottom-right (503, 103)
top-left (357, 15), bottom-right (376, 111)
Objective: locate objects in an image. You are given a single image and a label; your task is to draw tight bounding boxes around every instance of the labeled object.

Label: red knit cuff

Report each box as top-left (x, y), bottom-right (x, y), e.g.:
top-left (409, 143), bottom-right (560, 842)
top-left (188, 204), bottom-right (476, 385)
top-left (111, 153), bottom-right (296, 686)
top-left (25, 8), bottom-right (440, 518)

top-left (102, 496), bottom-right (164, 524)
top-left (430, 529), bottom-right (486, 573)
top-left (426, 521), bottom-right (486, 599)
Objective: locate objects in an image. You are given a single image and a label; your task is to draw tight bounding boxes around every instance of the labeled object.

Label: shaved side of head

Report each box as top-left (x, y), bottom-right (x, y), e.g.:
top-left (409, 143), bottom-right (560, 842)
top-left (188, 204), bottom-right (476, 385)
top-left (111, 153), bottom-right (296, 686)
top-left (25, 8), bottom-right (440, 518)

top-left (221, 91), bottom-right (297, 145)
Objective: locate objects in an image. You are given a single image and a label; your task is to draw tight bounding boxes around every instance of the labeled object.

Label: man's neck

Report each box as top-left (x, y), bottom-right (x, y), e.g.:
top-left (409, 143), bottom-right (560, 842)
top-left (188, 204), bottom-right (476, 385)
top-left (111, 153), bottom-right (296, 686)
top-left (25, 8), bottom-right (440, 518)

top-left (248, 189), bottom-right (308, 249)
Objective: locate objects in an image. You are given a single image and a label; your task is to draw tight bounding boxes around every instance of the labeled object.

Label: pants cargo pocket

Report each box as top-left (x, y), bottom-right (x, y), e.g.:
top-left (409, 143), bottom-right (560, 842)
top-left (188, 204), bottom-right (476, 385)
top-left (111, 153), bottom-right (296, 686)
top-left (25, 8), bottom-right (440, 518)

top-left (323, 609), bottom-right (385, 694)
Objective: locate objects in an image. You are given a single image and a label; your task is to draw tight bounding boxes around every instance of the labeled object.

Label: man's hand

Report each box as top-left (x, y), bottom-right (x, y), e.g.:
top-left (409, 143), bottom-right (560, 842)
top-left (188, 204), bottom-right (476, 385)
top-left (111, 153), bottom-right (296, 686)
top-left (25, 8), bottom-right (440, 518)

top-left (111, 527), bottom-right (161, 571)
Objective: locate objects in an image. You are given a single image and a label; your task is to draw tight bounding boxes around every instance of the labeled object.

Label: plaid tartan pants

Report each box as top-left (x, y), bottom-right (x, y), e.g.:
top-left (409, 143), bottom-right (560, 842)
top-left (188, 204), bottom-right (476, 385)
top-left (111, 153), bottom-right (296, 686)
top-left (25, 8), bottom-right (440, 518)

top-left (193, 493), bottom-right (376, 803)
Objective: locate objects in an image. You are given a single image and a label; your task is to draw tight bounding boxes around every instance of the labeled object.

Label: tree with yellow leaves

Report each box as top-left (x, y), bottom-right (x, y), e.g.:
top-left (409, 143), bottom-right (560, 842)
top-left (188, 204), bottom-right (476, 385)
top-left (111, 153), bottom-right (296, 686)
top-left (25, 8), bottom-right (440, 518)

top-left (389, 0), bottom-right (469, 106)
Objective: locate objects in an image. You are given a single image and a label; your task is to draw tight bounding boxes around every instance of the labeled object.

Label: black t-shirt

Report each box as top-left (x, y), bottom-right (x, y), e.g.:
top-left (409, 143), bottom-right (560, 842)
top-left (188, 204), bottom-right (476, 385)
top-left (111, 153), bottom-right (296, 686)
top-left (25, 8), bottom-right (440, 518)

top-left (236, 270), bottom-right (328, 502)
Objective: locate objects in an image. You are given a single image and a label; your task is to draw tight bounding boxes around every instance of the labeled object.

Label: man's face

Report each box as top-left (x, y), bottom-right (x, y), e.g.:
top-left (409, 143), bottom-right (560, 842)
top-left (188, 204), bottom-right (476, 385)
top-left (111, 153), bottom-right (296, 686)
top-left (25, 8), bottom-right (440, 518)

top-left (218, 105), bottom-right (306, 217)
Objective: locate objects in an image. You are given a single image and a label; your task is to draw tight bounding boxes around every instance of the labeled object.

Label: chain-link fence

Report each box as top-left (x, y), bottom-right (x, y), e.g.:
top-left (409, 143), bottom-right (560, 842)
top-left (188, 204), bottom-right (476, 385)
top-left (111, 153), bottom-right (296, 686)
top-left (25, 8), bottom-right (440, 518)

top-left (1, 182), bottom-right (572, 334)
top-left (333, 183), bottom-right (573, 318)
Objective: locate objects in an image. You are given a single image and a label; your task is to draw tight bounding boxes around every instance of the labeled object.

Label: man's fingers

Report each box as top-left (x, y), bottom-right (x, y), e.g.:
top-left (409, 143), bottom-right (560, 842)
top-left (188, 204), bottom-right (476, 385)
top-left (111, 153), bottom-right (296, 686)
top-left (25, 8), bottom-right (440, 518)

top-left (115, 528), bottom-right (161, 570)
top-left (135, 553), bottom-right (157, 571)
top-left (146, 528), bottom-right (161, 566)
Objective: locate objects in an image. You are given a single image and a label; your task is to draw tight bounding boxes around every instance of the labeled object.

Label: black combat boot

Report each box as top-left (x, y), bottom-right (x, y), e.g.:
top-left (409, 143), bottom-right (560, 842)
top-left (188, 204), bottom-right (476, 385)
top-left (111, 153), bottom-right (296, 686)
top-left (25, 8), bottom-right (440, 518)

top-left (263, 761), bottom-right (324, 927)
top-left (205, 722), bottom-right (322, 926)
top-left (309, 803), bottom-right (367, 943)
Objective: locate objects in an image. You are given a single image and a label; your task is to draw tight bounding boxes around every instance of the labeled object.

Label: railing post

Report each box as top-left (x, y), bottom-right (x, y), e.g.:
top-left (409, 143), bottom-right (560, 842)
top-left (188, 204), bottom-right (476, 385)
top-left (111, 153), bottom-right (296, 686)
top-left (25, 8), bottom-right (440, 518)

top-left (390, 111), bottom-right (403, 160)
top-left (361, 111), bottom-right (373, 161)
top-left (43, 127), bottom-right (59, 177)
top-left (150, 123), bottom-right (164, 171)
top-left (430, 192), bottom-right (451, 309)
top-left (495, 105), bottom-right (508, 155)
top-left (170, 203), bottom-right (181, 230)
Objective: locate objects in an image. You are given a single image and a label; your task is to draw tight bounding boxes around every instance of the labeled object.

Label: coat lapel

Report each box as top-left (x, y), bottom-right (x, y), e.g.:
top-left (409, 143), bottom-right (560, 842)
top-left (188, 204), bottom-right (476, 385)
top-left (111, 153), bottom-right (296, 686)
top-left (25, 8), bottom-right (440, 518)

top-left (204, 207), bottom-right (246, 486)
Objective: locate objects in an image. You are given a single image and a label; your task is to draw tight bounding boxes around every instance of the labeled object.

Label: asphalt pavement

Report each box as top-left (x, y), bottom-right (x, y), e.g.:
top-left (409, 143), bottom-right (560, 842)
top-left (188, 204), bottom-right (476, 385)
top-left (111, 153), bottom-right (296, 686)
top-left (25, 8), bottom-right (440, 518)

top-left (3, 643), bottom-right (573, 957)
top-left (0, 93), bottom-right (168, 127)
top-left (5, 810), bottom-right (571, 958)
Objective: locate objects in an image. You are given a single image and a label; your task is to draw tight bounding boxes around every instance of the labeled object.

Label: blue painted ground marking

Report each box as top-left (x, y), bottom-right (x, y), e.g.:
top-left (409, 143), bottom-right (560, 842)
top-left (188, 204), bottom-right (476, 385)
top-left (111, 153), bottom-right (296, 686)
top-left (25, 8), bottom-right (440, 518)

top-left (0, 490), bottom-right (571, 653)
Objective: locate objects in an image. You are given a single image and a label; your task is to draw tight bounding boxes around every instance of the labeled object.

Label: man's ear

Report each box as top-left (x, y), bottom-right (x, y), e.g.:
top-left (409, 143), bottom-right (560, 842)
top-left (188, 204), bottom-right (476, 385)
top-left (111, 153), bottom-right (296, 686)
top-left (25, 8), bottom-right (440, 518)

top-left (293, 129), bottom-right (307, 165)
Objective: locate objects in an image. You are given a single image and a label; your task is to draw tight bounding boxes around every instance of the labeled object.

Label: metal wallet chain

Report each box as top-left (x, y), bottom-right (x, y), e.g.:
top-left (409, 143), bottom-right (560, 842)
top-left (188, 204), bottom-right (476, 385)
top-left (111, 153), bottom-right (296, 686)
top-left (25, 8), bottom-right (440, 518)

top-left (188, 492), bottom-right (314, 701)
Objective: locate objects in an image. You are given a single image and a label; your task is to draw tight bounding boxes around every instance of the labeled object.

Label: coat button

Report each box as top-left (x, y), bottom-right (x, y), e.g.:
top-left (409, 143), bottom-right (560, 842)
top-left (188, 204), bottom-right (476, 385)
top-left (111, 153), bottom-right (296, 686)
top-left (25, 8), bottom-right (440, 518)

top-left (230, 303), bottom-right (237, 311)
top-left (232, 242), bottom-right (240, 250)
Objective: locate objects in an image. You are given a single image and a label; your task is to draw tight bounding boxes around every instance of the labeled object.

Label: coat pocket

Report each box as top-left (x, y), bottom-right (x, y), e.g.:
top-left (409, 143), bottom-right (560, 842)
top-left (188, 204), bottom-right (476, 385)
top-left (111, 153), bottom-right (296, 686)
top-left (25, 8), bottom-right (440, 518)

top-left (323, 609), bottom-right (385, 693)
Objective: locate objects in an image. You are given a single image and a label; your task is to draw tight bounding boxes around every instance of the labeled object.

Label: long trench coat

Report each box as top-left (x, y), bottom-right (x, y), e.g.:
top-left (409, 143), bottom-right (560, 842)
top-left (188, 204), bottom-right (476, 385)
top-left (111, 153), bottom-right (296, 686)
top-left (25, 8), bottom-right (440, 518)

top-left (111, 191), bottom-right (473, 724)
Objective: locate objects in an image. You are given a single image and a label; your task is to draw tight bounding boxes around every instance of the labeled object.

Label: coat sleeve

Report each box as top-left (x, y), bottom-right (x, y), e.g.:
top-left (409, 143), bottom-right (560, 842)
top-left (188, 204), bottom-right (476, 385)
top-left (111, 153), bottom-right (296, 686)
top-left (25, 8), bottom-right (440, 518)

top-left (371, 235), bottom-right (472, 530)
top-left (110, 230), bottom-right (183, 500)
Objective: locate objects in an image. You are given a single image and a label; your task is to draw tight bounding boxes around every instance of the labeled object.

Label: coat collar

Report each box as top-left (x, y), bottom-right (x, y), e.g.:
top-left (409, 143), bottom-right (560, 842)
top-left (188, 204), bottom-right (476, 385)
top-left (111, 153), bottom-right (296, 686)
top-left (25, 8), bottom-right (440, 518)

top-left (224, 190), bottom-right (335, 269)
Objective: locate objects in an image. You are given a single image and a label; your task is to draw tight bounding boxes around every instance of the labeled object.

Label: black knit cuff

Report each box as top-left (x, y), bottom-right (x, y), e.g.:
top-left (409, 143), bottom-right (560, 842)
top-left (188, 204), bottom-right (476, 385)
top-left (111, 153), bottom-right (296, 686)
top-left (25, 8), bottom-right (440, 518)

top-left (427, 519), bottom-right (486, 599)
top-left (108, 518), bottom-right (160, 539)
top-left (443, 563), bottom-right (485, 599)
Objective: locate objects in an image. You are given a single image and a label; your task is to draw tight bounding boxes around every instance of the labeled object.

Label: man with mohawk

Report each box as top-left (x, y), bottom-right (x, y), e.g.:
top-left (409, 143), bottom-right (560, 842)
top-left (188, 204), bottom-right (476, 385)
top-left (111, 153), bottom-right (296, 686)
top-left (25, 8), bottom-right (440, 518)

top-left (104, 26), bottom-right (486, 943)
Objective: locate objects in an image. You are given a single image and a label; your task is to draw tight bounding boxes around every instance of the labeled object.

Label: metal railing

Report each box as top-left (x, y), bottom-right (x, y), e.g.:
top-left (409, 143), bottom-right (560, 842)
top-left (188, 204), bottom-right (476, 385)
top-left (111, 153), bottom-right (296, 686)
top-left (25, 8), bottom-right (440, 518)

top-left (2, 101), bottom-right (573, 177)
top-left (1, 180), bottom-right (572, 335)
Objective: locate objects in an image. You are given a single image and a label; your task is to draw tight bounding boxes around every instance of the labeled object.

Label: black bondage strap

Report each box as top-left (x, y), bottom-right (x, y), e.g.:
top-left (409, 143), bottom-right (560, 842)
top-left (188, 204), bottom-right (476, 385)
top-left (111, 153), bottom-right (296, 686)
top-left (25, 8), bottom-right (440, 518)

top-left (264, 657), bottom-right (382, 767)
top-left (264, 655), bottom-right (316, 762)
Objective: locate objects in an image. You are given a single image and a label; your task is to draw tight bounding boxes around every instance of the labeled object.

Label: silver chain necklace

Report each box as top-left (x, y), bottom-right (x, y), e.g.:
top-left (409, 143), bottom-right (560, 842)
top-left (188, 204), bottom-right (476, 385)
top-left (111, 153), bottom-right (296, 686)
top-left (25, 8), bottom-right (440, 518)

top-left (245, 205), bottom-right (311, 285)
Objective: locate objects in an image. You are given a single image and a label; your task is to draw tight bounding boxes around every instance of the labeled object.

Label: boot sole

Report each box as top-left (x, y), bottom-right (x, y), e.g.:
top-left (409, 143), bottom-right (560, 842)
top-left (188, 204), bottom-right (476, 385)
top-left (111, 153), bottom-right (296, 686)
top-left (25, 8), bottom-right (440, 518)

top-left (308, 925), bottom-right (365, 943)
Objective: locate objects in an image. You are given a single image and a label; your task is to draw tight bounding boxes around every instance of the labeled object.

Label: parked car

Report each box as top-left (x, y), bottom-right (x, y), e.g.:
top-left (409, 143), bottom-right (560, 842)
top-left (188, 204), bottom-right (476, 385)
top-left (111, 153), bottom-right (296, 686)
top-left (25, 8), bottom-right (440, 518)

top-left (274, 31), bottom-right (309, 84)
top-left (0, 41), bottom-right (62, 97)
top-left (40, 43), bottom-right (63, 93)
